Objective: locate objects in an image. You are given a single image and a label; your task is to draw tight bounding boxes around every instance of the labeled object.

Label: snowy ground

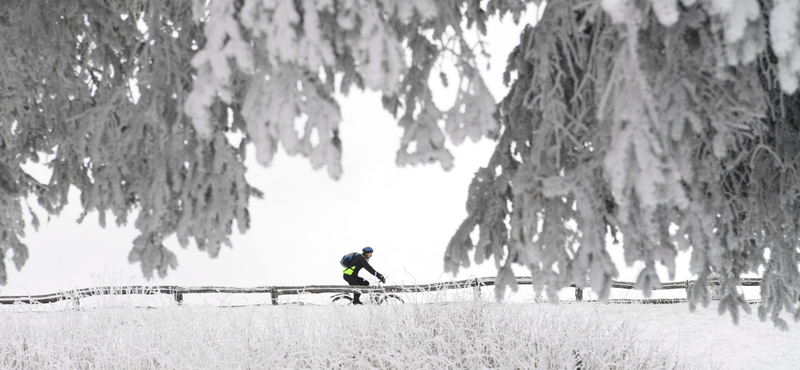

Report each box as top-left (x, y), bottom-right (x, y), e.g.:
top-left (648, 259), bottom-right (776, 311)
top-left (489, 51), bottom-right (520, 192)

top-left (564, 302), bottom-right (800, 370)
top-left (1, 293), bottom-right (796, 369)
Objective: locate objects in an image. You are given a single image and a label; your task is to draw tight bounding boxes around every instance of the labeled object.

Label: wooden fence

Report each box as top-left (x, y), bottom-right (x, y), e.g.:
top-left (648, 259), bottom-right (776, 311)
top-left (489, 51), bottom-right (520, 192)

top-left (0, 276), bottom-right (763, 306)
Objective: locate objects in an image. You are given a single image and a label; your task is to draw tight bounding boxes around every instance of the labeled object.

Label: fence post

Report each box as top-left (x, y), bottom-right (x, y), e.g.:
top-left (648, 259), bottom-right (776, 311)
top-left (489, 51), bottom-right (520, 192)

top-left (472, 278), bottom-right (482, 300)
top-left (70, 291), bottom-right (81, 309)
top-left (575, 287), bottom-right (583, 302)
top-left (270, 287), bottom-right (279, 305)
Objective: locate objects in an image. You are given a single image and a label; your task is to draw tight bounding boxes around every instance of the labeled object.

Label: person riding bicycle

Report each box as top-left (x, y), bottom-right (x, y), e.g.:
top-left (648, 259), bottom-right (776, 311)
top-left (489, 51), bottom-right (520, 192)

top-left (342, 246), bottom-right (386, 305)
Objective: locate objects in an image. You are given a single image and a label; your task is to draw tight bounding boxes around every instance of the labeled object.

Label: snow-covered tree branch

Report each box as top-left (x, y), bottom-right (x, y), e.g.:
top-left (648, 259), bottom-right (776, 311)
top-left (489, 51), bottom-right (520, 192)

top-left (446, 0), bottom-right (800, 329)
top-left (0, 0), bottom-right (516, 284)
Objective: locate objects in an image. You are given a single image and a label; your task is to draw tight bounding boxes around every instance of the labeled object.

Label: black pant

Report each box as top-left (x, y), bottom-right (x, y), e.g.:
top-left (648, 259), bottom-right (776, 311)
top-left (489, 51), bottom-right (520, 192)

top-left (343, 274), bottom-right (369, 303)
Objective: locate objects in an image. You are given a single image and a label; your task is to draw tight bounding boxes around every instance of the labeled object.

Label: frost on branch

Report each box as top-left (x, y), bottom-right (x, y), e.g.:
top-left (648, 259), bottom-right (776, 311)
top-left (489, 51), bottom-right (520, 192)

top-left (242, 67), bottom-right (342, 178)
top-left (189, 0), bottom-right (509, 174)
top-left (602, 0), bottom-right (787, 89)
top-left (0, 1), bottom-right (260, 282)
top-left (449, 0), bottom-right (800, 328)
top-left (0, 0), bottom-right (531, 284)
top-left (770, 0), bottom-right (800, 92)
top-left (185, 0), bottom-right (253, 138)
top-left (446, 72), bottom-right (499, 146)
top-left (350, 1), bottom-right (405, 92)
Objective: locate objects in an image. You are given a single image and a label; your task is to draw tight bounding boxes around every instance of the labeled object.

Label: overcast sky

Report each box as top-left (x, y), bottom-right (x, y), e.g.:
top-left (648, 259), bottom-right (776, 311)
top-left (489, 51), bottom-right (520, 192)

top-left (4, 5), bottom-right (699, 301)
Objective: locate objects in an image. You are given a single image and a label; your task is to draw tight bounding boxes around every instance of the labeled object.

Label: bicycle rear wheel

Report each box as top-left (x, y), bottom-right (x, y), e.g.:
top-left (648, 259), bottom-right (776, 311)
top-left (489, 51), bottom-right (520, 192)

top-left (331, 294), bottom-right (353, 306)
top-left (379, 294), bottom-right (404, 305)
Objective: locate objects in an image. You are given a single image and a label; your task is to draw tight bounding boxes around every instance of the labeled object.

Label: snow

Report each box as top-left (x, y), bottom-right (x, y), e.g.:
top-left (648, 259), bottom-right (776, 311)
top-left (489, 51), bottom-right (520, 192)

top-left (356, 2), bottom-right (405, 93)
top-left (650, 0), bottom-right (680, 26)
top-left (186, 0), bottom-right (254, 138)
top-left (596, 0), bottom-right (800, 93)
top-left (600, 0), bottom-right (634, 24)
top-left (769, 0), bottom-right (799, 57)
top-left (2, 297), bottom-right (796, 369)
top-left (590, 302), bottom-right (799, 369)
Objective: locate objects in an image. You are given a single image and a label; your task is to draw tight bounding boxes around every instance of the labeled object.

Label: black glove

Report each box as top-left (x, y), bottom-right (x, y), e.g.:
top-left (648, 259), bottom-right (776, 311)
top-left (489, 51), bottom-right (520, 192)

top-left (377, 273), bottom-right (386, 283)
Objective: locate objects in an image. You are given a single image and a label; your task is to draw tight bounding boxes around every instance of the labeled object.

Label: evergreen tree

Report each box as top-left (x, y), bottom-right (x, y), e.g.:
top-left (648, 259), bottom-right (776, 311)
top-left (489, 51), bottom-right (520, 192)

top-left (446, 0), bottom-right (800, 330)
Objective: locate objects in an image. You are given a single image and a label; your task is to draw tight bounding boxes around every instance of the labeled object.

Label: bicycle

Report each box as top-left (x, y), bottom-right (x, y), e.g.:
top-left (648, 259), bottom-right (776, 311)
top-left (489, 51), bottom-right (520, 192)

top-left (331, 283), bottom-right (404, 306)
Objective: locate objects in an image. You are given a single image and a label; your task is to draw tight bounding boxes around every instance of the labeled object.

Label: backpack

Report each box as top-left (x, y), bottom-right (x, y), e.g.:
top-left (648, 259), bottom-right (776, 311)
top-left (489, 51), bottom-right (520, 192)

top-left (340, 252), bottom-right (359, 268)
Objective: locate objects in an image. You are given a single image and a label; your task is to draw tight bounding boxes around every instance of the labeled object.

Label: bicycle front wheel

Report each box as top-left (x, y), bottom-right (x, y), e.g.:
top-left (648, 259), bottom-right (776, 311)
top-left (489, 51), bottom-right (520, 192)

top-left (379, 294), bottom-right (404, 305)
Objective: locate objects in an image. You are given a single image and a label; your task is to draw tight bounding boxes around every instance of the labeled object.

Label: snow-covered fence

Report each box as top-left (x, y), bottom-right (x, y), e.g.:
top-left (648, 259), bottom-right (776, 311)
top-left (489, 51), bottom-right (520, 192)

top-left (0, 276), bottom-right (764, 306)
top-left (573, 277), bottom-right (763, 302)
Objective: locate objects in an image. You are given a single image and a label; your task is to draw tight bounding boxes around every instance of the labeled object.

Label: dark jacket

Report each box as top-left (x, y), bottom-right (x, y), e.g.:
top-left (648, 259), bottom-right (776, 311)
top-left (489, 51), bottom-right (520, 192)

top-left (344, 253), bottom-right (378, 277)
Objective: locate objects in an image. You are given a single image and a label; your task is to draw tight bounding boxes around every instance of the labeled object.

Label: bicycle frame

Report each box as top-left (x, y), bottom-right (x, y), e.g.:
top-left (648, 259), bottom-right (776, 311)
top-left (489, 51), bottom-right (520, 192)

top-left (331, 284), bottom-right (404, 305)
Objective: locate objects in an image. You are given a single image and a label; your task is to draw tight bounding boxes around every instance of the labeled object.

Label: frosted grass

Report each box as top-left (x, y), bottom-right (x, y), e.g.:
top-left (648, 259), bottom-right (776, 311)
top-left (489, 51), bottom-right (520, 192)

top-left (0, 300), bottom-right (704, 370)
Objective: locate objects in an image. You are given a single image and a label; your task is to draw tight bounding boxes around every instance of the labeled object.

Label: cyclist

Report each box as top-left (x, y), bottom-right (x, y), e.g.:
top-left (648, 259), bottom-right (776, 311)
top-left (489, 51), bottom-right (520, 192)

top-left (342, 246), bottom-right (386, 305)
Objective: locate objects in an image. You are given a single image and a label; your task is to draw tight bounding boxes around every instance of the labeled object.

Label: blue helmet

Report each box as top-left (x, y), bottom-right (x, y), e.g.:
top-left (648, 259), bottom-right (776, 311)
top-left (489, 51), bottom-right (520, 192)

top-left (362, 246), bottom-right (374, 254)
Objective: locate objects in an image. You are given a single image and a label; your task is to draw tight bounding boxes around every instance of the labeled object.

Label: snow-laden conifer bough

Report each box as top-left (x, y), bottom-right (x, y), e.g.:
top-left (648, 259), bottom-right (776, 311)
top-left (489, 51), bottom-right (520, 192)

top-left (444, 0), bottom-right (800, 330)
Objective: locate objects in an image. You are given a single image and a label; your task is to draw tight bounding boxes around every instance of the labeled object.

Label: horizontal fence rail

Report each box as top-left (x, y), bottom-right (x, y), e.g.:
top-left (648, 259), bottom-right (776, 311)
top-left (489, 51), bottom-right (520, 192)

top-left (0, 277), bottom-right (763, 306)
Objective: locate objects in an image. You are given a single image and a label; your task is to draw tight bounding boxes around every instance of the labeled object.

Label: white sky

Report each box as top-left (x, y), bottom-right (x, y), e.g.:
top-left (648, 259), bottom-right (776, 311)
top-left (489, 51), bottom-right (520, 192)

top-left (4, 5), bottom-right (698, 299)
